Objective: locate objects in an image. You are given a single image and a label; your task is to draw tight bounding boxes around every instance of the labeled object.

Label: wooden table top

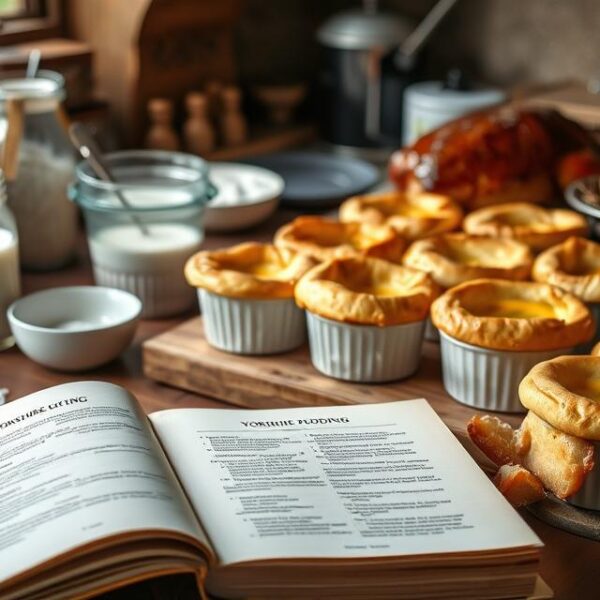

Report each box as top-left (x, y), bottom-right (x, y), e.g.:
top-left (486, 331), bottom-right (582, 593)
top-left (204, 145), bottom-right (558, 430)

top-left (3, 211), bottom-right (600, 600)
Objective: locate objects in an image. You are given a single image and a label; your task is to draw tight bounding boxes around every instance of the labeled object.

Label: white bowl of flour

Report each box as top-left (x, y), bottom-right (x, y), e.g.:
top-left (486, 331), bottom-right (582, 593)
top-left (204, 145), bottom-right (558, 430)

top-left (204, 162), bottom-right (284, 232)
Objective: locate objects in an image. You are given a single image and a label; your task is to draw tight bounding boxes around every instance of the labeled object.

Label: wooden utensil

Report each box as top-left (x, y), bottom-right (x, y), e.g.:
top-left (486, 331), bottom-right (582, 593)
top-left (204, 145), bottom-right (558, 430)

top-left (1, 99), bottom-right (24, 182)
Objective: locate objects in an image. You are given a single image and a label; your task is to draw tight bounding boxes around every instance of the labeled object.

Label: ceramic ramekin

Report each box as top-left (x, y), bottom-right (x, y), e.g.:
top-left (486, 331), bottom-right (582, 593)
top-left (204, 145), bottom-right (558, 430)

top-left (568, 439), bottom-right (600, 510)
top-left (305, 312), bottom-right (425, 382)
top-left (199, 289), bottom-right (305, 355)
top-left (439, 331), bottom-right (572, 413)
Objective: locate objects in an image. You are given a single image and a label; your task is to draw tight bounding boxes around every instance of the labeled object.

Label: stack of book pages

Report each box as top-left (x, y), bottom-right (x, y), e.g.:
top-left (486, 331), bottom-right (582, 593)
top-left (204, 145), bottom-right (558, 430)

top-left (0, 382), bottom-right (545, 599)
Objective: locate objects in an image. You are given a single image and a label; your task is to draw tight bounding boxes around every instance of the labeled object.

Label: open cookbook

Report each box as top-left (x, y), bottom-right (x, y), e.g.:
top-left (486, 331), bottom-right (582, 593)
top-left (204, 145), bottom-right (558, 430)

top-left (0, 381), bottom-right (546, 600)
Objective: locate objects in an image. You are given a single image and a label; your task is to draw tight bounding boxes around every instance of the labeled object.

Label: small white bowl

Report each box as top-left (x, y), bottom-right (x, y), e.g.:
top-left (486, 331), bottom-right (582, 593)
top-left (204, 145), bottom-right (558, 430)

top-left (204, 162), bottom-right (283, 232)
top-left (7, 286), bottom-right (141, 371)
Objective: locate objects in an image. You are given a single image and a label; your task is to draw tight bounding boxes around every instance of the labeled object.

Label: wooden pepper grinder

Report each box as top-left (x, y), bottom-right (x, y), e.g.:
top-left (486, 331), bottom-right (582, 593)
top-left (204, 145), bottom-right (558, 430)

top-left (183, 92), bottom-right (215, 155)
top-left (219, 85), bottom-right (247, 147)
top-left (145, 98), bottom-right (180, 151)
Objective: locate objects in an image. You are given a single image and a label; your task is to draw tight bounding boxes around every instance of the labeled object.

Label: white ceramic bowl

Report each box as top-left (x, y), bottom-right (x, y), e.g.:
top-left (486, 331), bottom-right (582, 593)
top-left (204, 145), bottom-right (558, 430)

top-left (204, 162), bottom-right (283, 232)
top-left (7, 286), bottom-right (142, 371)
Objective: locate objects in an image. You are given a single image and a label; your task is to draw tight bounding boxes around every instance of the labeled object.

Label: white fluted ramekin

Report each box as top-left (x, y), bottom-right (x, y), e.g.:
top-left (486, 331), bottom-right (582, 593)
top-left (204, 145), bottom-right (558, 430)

top-left (568, 439), bottom-right (600, 510)
top-left (94, 265), bottom-right (195, 319)
top-left (199, 289), bottom-right (305, 354)
top-left (439, 331), bottom-right (572, 413)
top-left (305, 312), bottom-right (425, 382)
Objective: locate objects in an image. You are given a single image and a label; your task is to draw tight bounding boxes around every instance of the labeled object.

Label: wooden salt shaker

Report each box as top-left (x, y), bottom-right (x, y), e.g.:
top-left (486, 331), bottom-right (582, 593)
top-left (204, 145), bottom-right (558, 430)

top-left (145, 98), bottom-right (180, 151)
top-left (183, 92), bottom-right (215, 155)
top-left (219, 86), bottom-right (247, 147)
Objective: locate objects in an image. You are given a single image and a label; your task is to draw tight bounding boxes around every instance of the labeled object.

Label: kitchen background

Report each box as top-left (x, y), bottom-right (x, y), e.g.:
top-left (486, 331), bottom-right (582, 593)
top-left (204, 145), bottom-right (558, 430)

top-left (237, 0), bottom-right (600, 86)
top-left (0, 0), bottom-right (587, 148)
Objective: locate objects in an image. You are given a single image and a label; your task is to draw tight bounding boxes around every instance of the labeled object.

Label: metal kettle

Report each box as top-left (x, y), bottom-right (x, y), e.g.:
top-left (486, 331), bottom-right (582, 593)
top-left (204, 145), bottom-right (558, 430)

top-left (317, 0), bottom-right (458, 152)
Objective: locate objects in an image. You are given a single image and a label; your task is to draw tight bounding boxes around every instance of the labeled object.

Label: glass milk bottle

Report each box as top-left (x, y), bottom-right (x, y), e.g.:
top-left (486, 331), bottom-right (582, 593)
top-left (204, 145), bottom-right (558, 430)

top-left (0, 70), bottom-right (77, 270)
top-left (0, 177), bottom-right (21, 350)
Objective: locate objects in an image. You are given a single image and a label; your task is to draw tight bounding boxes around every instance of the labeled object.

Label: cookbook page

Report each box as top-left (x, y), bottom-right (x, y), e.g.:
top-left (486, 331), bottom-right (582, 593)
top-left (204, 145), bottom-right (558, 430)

top-left (149, 399), bottom-right (541, 565)
top-left (0, 381), bottom-right (210, 585)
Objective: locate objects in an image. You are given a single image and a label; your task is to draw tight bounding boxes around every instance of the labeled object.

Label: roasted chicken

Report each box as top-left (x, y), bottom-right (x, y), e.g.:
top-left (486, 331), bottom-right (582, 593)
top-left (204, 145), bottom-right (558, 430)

top-left (390, 106), bottom-right (600, 209)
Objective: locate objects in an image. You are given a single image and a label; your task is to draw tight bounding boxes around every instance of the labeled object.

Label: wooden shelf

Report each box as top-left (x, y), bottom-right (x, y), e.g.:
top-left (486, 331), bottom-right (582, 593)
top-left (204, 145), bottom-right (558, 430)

top-left (203, 124), bottom-right (317, 161)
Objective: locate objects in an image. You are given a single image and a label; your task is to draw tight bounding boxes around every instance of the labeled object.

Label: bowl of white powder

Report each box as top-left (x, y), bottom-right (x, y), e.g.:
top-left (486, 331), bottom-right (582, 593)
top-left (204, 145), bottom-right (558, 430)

top-left (204, 162), bottom-right (284, 232)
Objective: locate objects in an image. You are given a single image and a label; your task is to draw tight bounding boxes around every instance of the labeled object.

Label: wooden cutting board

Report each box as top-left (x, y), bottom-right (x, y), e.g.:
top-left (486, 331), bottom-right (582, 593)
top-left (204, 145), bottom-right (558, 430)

top-left (142, 317), bottom-right (524, 440)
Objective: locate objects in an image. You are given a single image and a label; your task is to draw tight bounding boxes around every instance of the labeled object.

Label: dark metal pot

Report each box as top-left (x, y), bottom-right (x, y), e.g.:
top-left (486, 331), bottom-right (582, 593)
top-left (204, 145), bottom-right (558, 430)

top-left (317, 0), bottom-right (457, 152)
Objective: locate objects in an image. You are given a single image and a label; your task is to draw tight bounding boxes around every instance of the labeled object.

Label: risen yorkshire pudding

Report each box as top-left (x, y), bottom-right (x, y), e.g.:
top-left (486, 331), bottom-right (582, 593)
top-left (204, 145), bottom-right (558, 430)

top-left (295, 256), bottom-right (438, 326)
top-left (431, 279), bottom-right (593, 351)
top-left (463, 202), bottom-right (588, 252)
top-left (403, 233), bottom-right (532, 290)
top-left (338, 191), bottom-right (462, 240)
top-left (533, 237), bottom-right (600, 303)
top-left (184, 242), bottom-right (315, 299)
top-left (274, 216), bottom-right (406, 263)
top-left (519, 355), bottom-right (600, 440)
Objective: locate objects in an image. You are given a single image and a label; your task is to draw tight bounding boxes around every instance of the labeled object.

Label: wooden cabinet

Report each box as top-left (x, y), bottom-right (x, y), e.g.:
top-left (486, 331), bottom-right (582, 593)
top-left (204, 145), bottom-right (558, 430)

top-left (67, 0), bottom-right (240, 145)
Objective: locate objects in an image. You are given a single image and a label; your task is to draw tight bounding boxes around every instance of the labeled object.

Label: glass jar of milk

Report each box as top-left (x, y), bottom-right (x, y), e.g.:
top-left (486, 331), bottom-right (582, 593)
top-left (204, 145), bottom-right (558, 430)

top-left (70, 150), bottom-right (216, 318)
top-left (0, 178), bottom-right (21, 349)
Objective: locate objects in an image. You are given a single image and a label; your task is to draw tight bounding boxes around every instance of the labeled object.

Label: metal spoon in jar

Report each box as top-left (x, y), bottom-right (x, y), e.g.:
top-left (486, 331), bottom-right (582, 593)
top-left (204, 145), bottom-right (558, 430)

top-left (26, 49), bottom-right (41, 79)
top-left (68, 122), bottom-right (150, 236)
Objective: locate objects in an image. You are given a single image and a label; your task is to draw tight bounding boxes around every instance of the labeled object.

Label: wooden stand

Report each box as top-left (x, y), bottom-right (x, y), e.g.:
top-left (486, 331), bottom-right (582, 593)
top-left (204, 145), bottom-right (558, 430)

top-left (68, 0), bottom-right (241, 144)
top-left (142, 317), bottom-right (523, 441)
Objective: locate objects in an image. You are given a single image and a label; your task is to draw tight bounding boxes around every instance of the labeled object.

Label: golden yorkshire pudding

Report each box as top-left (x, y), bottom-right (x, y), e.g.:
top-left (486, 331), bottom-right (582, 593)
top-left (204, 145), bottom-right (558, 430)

top-left (519, 355), bottom-right (600, 440)
top-left (468, 411), bottom-right (595, 500)
top-left (338, 191), bottom-right (462, 240)
top-left (463, 202), bottom-right (588, 252)
top-left (295, 256), bottom-right (438, 327)
top-left (533, 237), bottom-right (600, 303)
top-left (184, 242), bottom-right (315, 300)
top-left (403, 233), bottom-right (533, 290)
top-left (273, 216), bottom-right (406, 263)
top-left (431, 278), bottom-right (593, 351)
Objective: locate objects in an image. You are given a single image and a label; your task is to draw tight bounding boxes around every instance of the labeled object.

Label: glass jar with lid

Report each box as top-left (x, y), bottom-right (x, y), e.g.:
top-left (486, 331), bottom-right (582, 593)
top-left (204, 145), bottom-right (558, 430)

top-left (0, 170), bottom-right (21, 350)
top-left (70, 150), bottom-right (216, 318)
top-left (0, 70), bottom-right (78, 270)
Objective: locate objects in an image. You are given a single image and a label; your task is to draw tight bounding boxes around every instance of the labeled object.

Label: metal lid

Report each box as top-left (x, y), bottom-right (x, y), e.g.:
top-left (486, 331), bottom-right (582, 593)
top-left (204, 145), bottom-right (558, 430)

top-left (0, 70), bottom-right (64, 100)
top-left (0, 70), bottom-right (65, 113)
top-left (317, 9), bottom-right (412, 50)
top-left (404, 81), bottom-right (506, 111)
